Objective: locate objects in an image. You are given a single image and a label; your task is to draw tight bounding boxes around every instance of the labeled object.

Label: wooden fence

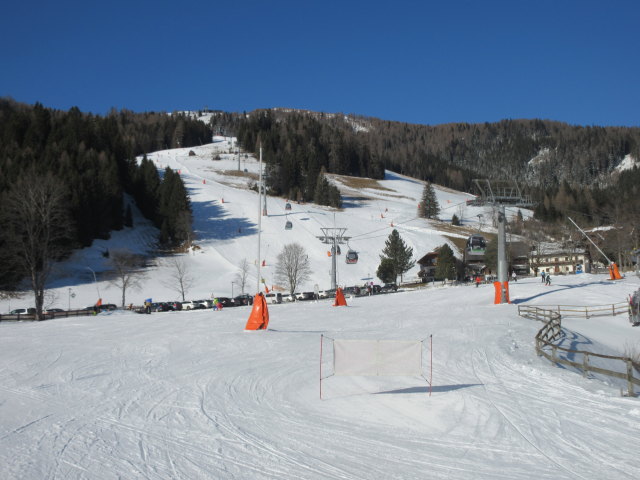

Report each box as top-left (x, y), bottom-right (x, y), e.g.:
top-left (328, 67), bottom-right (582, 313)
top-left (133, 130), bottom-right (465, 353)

top-left (519, 302), bottom-right (628, 319)
top-left (518, 304), bottom-right (639, 397)
top-left (0, 309), bottom-right (96, 322)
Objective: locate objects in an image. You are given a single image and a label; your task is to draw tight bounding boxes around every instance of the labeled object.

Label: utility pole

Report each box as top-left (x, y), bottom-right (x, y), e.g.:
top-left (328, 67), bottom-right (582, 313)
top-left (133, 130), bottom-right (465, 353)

top-left (317, 228), bottom-right (349, 290)
top-left (257, 146), bottom-right (262, 293)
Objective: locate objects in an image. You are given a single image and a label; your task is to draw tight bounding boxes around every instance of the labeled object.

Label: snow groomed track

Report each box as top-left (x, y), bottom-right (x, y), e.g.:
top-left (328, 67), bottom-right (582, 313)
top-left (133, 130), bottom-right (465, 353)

top-left (1, 274), bottom-right (640, 479)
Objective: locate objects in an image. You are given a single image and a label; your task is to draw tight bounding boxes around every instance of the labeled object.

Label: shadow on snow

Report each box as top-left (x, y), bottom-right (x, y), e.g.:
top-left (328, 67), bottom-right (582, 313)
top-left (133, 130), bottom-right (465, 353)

top-left (510, 280), bottom-right (613, 304)
top-left (191, 199), bottom-right (257, 241)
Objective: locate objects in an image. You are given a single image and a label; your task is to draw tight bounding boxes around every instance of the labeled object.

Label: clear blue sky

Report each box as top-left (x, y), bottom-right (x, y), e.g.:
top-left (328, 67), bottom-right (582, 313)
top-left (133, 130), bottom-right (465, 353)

top-left (2, 0), bottom-right (638, 126)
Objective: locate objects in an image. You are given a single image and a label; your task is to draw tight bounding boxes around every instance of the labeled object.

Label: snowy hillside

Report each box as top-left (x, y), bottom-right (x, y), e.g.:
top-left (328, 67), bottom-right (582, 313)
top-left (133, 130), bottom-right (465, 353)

top-left (2, 139), bottom-right (516, 311)
top-left (1, 143), bottom-right (640, 479)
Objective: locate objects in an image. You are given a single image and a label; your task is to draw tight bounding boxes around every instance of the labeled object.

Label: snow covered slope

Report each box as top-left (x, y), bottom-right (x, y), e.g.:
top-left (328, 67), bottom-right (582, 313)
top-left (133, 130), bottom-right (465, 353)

top-left (0, 274), bottom-right (639, 479)
top-left (1, 143), bottom-right (639, 479)
top-left (2, 140), bottom-right (512, 310)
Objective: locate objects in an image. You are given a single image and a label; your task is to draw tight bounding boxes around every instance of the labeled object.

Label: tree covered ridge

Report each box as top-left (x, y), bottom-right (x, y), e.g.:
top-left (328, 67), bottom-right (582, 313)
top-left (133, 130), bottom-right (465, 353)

top-left (212, 109), bottom-right (640, 226)
top-left (0, 99), bottom-right (203, 289)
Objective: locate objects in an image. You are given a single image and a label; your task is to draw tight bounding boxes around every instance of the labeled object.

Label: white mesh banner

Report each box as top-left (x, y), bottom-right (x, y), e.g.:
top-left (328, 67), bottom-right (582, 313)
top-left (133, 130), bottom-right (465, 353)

top-left (333, 339), bottom-right (422, 376)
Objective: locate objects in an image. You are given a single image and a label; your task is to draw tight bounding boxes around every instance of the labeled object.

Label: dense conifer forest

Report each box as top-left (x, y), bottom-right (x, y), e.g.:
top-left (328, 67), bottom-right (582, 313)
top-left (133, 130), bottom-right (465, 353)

top-left (0, 99), bottom-right (205, 289)
top-left (2, 101), bottom-right (639, 290)
top-left (212, 109), bottom-right (640, 226)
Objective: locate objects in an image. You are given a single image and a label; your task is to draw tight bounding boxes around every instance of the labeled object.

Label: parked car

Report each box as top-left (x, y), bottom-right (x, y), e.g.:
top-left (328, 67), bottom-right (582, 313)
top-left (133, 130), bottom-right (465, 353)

top-left (99, 304), bottom-right (118, 311)
top-left (381, 283), bottom-right (398, 292)
top-left (282, 293), bottom-right (296, 302)
top-left (213, 297), bottom-right (233, 308)
top-left (195, 299), bottom-right (212, 309)
top-left (265, 292), bottom-right (282, 304)
top-left (153, 302), bottom-right (174, 312)
top-left (44, 308), bottom-right (64, 313)
top-left (295, 291), bottom-right (315, 301)
top-left (10, 308), bottom-right (36, 315)
top-left (181, 301), bottom-right (199, 310)
top-left (318, 289), bottom-right (336, 299)
top-left (233, 294), bottom-right (254, 306)
top-left (343, 286), bottom-right (362, 296)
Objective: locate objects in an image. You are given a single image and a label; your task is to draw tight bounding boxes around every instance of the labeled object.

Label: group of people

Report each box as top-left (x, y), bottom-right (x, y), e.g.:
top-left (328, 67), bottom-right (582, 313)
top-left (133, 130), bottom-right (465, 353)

top-left (472, 271), bottom-right (552, 286)
top-left (212, 298), bottom-right (223, 311)
top-left (541, 271), bottom-right (552, 285)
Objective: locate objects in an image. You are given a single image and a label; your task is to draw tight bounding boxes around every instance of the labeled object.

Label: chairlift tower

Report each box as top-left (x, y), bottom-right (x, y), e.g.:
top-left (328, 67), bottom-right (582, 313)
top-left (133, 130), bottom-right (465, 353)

top-left (317, 228), bottom-right (350, 290)
top-left (472, 179), bottom-right (534, 304)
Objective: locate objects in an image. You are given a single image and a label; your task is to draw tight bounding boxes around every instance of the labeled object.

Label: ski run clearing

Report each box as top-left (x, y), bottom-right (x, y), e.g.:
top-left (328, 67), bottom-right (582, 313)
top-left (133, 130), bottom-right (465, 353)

top-left (1, 140), bottom-right (640, 479)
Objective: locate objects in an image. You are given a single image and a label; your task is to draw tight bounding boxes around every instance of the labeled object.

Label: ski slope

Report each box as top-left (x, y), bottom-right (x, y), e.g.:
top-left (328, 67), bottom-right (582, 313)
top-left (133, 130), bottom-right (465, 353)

top-left (1, 140), bottom-right (639, 479)
top-left (1, 275), bottom-right (639, 479)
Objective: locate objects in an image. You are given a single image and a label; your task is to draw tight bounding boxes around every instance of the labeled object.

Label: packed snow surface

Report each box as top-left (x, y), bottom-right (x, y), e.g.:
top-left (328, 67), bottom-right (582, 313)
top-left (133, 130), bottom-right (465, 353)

top-left (1, 275), bottom-right (640, 479)
top-left (1, 140), bottom-right (639, 479)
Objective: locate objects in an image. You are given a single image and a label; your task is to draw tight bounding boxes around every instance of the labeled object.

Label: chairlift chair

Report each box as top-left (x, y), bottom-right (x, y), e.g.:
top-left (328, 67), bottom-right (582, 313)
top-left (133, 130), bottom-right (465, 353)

top-left (285, 202), bottom-right (292, 211)
top-left (285, 220), bottom-right (293, 230)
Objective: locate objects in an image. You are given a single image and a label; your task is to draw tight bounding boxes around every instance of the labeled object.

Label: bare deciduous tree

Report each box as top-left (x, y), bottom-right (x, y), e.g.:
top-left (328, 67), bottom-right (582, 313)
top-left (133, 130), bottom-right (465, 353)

top-left (275, 243), bottom-right (312, 295)
top-left (108, 249), bottom-right (146, 307)
top-left (234, 258), bottom-right (251, 295)
top-left (0, 173), bottom-right (73, 320)
top-left (161, 256), bottom-right (194, 301)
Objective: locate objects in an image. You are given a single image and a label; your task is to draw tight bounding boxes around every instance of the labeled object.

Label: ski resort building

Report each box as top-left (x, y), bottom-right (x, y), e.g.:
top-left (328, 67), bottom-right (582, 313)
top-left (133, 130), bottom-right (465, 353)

top-left (528, 247), bottom-right (590, 276)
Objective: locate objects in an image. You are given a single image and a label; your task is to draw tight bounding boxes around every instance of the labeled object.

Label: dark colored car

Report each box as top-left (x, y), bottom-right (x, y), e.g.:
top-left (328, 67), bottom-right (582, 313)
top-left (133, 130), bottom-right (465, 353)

top-left (153, 302), bottom-right (174, 312)
top-left (381, 283), bottom-right (398, 292)
top-left (217, 297), bottom-right (235, 308)
top-left (99, 304), bottom-right (118, 311)
top-left (233, 294), bottom-right (254, 306)
top-left (343, 286), bottom-right (362, 296)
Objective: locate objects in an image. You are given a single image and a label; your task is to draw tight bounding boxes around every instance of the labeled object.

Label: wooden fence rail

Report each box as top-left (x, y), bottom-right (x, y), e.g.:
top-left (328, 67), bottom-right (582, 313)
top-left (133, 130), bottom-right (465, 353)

top-left (0, 309), bottom-right (96, 322)
top-left (519, 302), bottom-right (628, 319)
top-left (518, 304), bottom-right (639, 397)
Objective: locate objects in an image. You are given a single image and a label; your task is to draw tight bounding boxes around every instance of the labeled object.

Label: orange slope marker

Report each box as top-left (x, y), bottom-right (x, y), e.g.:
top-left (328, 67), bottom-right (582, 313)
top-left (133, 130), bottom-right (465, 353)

top-left (333, 287), bottom-right (348, 307)
top-left (245, 293), bottom-right (270, 330)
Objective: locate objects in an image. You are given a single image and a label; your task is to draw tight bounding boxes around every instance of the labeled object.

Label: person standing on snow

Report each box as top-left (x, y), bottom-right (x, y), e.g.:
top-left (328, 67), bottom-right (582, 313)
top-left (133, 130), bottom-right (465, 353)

top-left (541, 271), bottom-right (546, 283)
top-left (545, 273), bottom-right (552, 286)
top-left (511, 271), bottom-right (517, 282)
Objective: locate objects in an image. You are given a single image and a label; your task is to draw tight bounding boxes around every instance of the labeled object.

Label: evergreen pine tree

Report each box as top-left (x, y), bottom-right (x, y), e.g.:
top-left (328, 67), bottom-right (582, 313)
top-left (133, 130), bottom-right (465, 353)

top-left (434, 244), bottom-right (457, 280)
top-left (376, 258), bottom-right (396, 284)
top-left (379, 229), bottom-right (415, 284)
top-left (418, 182), bottom-right (440, 219)
top-left (451, 213), bottom-right (460, 226)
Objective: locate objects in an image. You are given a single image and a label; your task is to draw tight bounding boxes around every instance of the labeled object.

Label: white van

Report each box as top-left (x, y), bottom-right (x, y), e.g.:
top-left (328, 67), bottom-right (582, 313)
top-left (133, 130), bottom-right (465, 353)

top-left (265, 293), bottom-right (282, 304)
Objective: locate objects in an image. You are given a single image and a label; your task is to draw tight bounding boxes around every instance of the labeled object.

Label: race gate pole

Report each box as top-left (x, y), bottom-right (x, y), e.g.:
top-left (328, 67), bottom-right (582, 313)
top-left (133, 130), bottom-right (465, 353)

top-left (429, 334), bottom-right (433, 397)
top-left (319, 334), bottom-right (323, 400)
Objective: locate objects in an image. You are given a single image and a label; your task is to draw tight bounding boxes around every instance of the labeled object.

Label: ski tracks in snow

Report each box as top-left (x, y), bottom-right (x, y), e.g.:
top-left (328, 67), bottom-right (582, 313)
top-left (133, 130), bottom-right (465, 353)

top-left (470, 345), bottom-right (639, 480)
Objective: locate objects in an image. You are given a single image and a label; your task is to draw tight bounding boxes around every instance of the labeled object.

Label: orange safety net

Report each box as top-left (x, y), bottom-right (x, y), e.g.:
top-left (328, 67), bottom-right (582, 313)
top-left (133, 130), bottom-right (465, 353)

top-left (333, 287), bottom-right (348, 307)
top-left (493, 281), bottom-right (510, 304)
top-left (244, 293), bottom-right (270, 330)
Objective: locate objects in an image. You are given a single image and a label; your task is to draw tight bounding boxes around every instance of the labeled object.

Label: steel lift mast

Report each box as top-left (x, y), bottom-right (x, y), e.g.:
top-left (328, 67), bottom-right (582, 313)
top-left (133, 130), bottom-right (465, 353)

top-left (317, 228), bottom-right (349, 290)
top-left (472, 179), bottom-right (534, 304)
